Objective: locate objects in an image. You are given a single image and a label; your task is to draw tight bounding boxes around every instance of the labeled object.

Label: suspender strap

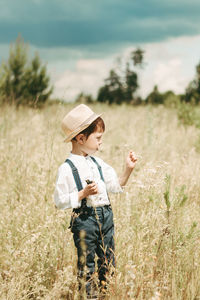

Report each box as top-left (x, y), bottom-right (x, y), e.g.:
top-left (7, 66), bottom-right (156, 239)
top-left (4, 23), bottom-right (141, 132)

top-left (65, 159), bottom-right (87, 208)
top-left (90, 156), bottom-right (105, 182)
top-left (65, 157), bottom-right (106, 209)
top-left (65, 159), bottom-right (83, 191)
top-left (90, 156), bottom-right (111, 204)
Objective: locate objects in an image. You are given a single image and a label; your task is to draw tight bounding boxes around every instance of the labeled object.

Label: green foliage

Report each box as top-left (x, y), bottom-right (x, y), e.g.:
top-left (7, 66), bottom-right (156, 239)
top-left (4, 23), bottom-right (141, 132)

top-left (124, 64), bottom-right (138, 101)
top-left (164, 174), bottom-right (171, 211)
top-left (184, 62), bottom-right (200, 104)
top-left (146, 85), bottom-right (164, 104)
top-left (176, 102), bottom-right (200, 154)
top-left (0, 36), bottom-right (52, 107)
top-left (145, 87), bottom-right (181, 107)
top-left (174, 185), bottom-right (188, 208)
top-left (186, 222), bottom-right (197, 240)
top-left (97, 47), bottom-right (143, 105)
top-left (163, 92), bottom-right (181, 108)
top-left (131, 48), bottom-right (145, 67)
top-left (195, 133), bottom-right (200, 153)
top-left (97, 69), bottom-right (125, 104)
top-left (177, 102), bottom-right (196, 126)
top-left (177, 102), bottom-right (200, 127)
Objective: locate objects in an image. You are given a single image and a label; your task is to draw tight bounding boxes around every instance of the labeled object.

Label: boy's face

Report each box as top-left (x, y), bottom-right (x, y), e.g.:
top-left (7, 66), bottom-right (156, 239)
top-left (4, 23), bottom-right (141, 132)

top-left (79, 128), bottom-right (103, 156)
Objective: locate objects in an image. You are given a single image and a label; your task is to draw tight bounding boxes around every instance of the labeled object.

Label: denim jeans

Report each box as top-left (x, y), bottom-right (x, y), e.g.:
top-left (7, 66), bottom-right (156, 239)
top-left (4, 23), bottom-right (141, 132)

top-left (71, 205), bottom-right (115, 296)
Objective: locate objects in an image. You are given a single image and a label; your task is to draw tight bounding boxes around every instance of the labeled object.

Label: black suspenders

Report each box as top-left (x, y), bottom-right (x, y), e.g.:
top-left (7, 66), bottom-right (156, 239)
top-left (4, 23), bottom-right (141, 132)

top-left (65, 156), bottom-right (105, 209)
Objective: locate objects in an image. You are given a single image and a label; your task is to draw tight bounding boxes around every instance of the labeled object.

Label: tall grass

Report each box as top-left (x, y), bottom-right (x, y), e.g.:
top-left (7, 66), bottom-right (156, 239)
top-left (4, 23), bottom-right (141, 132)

top-left (0, 103), bottom-right (200, 299)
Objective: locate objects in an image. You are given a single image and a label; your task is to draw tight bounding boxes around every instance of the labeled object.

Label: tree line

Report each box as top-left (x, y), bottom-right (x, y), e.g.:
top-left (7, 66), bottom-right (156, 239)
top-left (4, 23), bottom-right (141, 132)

top-left (0, 36), bottom-right (200, 107)
top-left (79, 49), bottom-right (200, 106)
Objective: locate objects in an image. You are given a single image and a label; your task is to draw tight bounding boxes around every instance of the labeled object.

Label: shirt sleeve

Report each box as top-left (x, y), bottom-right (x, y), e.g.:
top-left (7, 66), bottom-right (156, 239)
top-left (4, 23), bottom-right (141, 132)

top-left (95, 157), bottom-right (123, 193)
top-left (54, 164), bottom-right (81, 210)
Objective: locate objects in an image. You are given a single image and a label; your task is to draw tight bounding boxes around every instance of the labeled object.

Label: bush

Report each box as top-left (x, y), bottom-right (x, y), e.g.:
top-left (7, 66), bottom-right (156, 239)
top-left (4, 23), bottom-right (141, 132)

top-left (177, 102), bottom-right (200, 127)
top-left (163, 93), bottom-right (181, 108)
top-left (145, 85), bottom-right (164, 104)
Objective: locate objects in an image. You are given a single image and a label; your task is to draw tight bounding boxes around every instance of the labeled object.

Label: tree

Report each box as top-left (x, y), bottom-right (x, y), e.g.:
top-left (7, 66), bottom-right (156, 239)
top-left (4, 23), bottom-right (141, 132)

top-left (22, 54), bottom-right (52, 105)
top-left (97, 47), bottom-right (144, 105)
top-left (131, 48), bottom-right (145, 67)
top-left (124, 63), bottom-right (138, 102)
top-left (146, 85), bottom-right (164, 104)
top-left (0, 35), bottom-right (52, 106)
top-left (97, 70), bottom-right (124, 104)
top-left (184, 62), bottom-right (200, 104)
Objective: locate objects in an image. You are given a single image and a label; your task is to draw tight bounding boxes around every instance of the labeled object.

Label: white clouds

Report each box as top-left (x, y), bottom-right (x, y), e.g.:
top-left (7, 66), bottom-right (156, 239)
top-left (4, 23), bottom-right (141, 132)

top-left (51, 59), bottom-right (112, 101)
top-left (154, 59), bottom-right (184, 93)
top-left (137, 34), bottom-right (200, 97)
top-left (49, 34), bottom-right (200, 101)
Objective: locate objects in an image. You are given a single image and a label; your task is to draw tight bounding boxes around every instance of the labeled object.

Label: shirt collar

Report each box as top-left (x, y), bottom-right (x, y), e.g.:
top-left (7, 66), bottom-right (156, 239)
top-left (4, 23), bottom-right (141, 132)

top-left (69, 152), bottom-right (90, 161)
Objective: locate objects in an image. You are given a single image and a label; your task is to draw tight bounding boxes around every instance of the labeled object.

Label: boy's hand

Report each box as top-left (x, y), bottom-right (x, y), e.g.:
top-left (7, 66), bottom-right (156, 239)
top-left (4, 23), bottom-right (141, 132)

top-left (126, 150), bottom-right (137, 169)
top-left (119, 151), bottom-right (138, 187)
top-left (84, 182), bottom-right (98, 197)
top-left (78, 181), bottom-right (98, 201)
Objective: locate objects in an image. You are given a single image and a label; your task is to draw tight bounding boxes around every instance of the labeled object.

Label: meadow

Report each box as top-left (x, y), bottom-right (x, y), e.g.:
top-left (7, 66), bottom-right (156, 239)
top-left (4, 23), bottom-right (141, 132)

top-left (0, 103), bottom-right (200, 300)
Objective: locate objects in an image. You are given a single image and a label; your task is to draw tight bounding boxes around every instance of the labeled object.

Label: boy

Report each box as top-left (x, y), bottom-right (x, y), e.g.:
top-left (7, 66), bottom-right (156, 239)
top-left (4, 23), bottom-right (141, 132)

top-left (54, 104), bottom-right (137, 299)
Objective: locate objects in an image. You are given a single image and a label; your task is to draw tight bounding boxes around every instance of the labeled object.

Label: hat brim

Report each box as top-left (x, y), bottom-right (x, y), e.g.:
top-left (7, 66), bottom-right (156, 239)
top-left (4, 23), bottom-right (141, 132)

top-left (64, 113), bottom-right (102, 143)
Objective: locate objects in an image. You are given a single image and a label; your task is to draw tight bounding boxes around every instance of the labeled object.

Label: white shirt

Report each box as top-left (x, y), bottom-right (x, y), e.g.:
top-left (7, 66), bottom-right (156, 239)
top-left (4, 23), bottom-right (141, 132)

top-left (54, 153), bottom-right (122, 209)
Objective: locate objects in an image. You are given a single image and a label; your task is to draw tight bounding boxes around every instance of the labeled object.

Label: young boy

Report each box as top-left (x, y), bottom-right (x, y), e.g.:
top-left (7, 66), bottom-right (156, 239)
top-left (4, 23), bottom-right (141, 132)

top-left (54, 104), bottom-right (137, 299)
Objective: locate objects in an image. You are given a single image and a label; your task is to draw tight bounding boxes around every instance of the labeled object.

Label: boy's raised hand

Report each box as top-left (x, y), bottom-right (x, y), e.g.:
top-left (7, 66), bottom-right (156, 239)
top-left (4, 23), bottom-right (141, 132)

top-left (119, 151), bottom-right (137, 187)
top-left (126, 150), bottom-right (137, 169)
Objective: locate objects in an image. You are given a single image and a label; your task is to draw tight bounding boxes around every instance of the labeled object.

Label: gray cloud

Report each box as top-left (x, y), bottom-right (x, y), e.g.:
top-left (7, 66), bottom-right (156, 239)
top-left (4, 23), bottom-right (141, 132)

top-left (0, 0), bottom-right (200, 48)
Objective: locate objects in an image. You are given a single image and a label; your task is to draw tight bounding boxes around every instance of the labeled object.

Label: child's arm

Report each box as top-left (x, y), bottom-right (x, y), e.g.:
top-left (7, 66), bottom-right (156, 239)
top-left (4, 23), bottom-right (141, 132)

top-left (54, 165), bottom-right (98, 209)
top-left (119, 151), bottom-right (137, 187)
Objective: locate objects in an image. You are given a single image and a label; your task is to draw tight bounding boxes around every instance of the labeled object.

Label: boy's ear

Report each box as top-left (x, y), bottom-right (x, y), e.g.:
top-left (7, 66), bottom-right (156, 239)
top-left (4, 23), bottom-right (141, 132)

top-left (76, 133), bottom-right (86, 144)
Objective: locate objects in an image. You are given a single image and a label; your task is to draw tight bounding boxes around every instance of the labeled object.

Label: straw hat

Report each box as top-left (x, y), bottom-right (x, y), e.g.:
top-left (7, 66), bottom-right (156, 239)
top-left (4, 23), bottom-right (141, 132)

top-left (61, 104), bottom-right (102, 142)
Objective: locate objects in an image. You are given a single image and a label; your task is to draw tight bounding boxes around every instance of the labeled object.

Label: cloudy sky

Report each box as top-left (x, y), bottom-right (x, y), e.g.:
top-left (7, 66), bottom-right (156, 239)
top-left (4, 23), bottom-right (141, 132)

top-left (0, 0), bottom-right (200, 101)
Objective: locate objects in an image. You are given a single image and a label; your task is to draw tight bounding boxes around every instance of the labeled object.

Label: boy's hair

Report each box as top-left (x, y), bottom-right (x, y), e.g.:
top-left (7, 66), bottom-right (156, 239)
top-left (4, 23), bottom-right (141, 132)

top-left (72, 117), bottom-right (105, 141)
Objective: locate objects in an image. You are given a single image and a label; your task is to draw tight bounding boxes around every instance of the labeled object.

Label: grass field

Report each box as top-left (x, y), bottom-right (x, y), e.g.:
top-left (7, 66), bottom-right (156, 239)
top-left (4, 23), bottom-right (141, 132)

top-left (1, 103), bottom-right (200, 299)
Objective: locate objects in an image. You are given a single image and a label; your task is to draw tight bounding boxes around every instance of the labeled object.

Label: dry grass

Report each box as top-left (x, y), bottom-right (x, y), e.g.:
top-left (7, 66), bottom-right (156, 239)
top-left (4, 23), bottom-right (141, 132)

top-left (0, 103), bottom-right (200, 299)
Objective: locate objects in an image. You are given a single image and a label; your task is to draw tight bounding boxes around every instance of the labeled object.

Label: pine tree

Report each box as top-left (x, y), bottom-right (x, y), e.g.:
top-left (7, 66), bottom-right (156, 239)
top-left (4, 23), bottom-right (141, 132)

top-left (97, 70), bottom-right (124, 104)
top-left (0, 35), bottom-right (52, 106)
